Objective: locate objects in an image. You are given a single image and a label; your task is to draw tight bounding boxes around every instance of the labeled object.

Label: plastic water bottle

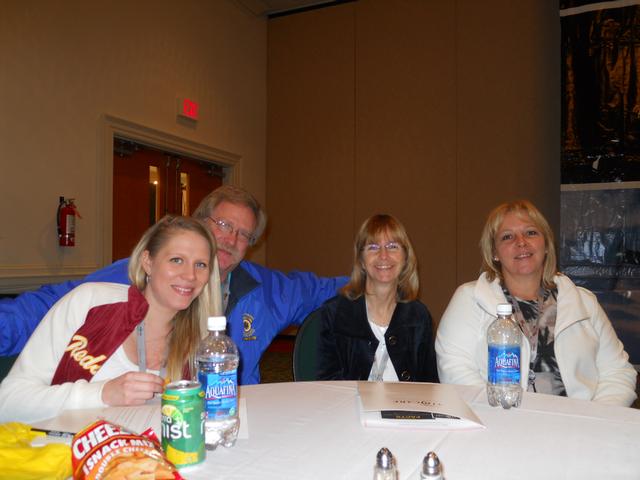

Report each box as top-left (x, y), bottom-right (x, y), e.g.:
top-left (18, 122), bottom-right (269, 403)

top-left (373, 447), bottom-right (398, 480)
top-left (197, 316), bottom-right (239, 450)
top-left (420, 451), bottom-right (443, 479)
top-left (487, 303), bottom-right (522, 409)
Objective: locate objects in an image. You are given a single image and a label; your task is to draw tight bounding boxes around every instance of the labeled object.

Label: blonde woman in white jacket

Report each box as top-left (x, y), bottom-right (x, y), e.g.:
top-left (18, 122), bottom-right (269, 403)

top-left (436, 200), bottom-right (637, 407)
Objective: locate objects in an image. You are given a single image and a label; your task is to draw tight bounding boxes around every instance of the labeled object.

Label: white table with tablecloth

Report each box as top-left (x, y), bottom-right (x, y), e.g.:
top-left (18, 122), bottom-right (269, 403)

top-left (36, 380), bottom-right (640, 479)
top-left (186, 381), bottom-right (640, 480)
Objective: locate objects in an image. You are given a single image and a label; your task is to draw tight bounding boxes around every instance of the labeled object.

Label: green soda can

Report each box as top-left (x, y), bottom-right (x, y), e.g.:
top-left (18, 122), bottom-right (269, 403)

top-left (161, 380), bottom-right (205, 468)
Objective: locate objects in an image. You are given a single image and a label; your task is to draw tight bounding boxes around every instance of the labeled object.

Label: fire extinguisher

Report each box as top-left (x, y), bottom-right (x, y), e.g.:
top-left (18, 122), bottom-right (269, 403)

top-left (57, 197), bottom-right (81, 247)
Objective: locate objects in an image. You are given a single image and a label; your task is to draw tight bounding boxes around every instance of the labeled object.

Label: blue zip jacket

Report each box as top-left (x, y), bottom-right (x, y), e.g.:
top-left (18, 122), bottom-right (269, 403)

top-left (0, 259), bottom-right (347, 385)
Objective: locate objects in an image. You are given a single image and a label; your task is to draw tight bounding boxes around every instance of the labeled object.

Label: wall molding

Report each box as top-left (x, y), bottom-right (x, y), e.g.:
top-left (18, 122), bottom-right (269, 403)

top-left (0, 265), bottom-right (99, 294)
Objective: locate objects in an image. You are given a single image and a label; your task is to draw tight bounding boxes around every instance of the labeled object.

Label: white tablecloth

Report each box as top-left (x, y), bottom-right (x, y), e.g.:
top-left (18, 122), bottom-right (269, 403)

top-left (183, 381), bottom-right (640, 480)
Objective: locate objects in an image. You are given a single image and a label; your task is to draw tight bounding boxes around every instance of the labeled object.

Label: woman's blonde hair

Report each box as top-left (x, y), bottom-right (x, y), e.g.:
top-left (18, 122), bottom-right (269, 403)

top-left (129, 215), bottom-right (222, 381)
top-left (479, 200), bottom-right (558, 289)
top-left (341, 214), bottom-right (419, 302)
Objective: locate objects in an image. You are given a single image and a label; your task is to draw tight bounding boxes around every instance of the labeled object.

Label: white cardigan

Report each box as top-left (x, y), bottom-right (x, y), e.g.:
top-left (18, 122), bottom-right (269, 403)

top-left (435, 273), bottom-right (637, 407)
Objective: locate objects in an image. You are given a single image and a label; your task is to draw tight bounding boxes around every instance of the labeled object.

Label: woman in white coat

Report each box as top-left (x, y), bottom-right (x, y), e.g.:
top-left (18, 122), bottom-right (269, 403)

top-left (436, 200), bottom-right (637, 406)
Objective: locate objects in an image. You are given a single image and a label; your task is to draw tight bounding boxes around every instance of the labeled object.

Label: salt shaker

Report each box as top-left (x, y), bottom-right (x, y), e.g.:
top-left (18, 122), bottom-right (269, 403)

top-left (420, 451), bottom-right (443, 479)
top-left (373, 447), bottom-right (398, 480)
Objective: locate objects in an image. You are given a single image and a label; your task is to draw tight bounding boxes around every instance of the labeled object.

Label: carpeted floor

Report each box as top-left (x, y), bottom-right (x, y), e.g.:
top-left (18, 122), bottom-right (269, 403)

top-left (259, 336), bottom-right (294, 384)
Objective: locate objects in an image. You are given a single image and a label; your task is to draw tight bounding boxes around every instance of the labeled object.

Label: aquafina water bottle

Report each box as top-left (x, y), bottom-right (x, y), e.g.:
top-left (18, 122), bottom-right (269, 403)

top-left (197, 316), bottom-right (239, 450)
top-left (486, 303), bottom-right (522, 409)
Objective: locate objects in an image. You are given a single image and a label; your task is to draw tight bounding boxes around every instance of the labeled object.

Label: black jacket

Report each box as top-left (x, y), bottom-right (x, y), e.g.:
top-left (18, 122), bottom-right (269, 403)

top-left (315, 295), bottom-right (439, 382)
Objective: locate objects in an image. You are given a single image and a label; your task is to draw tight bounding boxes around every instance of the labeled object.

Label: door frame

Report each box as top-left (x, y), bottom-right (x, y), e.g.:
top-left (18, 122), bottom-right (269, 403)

top-left (100, 114), bottom-right (241, 266)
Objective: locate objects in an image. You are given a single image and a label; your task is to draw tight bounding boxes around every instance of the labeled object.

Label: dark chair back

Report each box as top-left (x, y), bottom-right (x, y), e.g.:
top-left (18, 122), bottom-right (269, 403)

top-left (0, 355), bottom-right (17, 384)
top-left (292, 309), bottom-right (322, 381)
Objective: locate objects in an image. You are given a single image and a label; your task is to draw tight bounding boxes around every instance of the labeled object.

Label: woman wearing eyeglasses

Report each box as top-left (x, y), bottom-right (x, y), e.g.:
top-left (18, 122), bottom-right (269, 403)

top-left (315, 214), bottom-right (438, 382)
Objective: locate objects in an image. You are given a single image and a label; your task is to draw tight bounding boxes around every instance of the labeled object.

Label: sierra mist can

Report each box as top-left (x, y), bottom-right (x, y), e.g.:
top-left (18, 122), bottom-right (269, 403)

top-left (161, 380), bottom-right (205, 468)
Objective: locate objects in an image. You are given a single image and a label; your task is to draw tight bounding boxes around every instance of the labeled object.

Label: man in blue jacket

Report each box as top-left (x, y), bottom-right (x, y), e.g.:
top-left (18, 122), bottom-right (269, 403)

top-left (0, 186), bottom-right (347, 385)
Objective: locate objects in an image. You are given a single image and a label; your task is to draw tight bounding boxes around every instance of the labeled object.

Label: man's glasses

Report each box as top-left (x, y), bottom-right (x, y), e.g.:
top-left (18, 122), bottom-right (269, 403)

top-left (207, 217), bottom-right (255, 245)
top-left (362, 241), bottom-right (402, 253)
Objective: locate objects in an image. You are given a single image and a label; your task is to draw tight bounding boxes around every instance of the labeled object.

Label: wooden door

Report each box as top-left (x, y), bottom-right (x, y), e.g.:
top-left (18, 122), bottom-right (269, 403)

top-left (176, 157), bottom-right (224, 218)
top-left (113, 140), bottom-right (223, 262)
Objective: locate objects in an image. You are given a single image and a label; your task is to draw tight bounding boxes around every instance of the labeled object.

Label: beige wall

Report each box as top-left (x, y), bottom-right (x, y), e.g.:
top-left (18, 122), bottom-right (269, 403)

top-left (0, 0), bottom-right (267, 292)
top-left (267, 0), bottom-right (560, 323)
top-left (0, 0), bottom-right (560, 320)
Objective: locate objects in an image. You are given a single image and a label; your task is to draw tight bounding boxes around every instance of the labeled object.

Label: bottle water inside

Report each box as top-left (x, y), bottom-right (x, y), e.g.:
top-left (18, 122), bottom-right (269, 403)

top-left (486, 303), bottom-right (522, 409)
top-left (197, 316), bottom-right (240, 450)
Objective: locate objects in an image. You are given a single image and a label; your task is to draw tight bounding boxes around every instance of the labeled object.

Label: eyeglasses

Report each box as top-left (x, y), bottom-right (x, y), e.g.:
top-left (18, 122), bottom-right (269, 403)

top-left (207, 217), bottom-right (255, 244)
top-left (362, 241), bottom-right (402, 253)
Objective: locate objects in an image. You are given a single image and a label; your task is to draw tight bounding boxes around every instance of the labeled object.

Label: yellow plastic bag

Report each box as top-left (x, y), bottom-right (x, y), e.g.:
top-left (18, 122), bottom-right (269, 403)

top-left (0, 422), bottom-right (71, 480)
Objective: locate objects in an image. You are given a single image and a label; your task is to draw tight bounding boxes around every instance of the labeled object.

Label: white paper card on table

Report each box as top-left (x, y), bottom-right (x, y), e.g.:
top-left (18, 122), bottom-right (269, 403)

top-left (357, 381), bottom-right (485, 430)
top-left (32, 398), bottom-right (249, 441)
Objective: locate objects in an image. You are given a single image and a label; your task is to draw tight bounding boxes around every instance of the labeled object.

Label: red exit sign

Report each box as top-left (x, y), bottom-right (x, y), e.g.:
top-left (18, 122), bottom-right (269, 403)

top-left (177, 98), bottom-right (199, 120)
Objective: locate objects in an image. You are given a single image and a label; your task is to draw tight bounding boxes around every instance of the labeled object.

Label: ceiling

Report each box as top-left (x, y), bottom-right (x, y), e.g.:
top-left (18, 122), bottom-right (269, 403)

top-left (235, 0), bottom-right (341, 17)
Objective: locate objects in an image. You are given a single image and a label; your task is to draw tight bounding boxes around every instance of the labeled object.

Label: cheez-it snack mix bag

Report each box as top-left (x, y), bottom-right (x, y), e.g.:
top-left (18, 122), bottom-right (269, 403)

top-left (71, 420), bottom-right (183, 480)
